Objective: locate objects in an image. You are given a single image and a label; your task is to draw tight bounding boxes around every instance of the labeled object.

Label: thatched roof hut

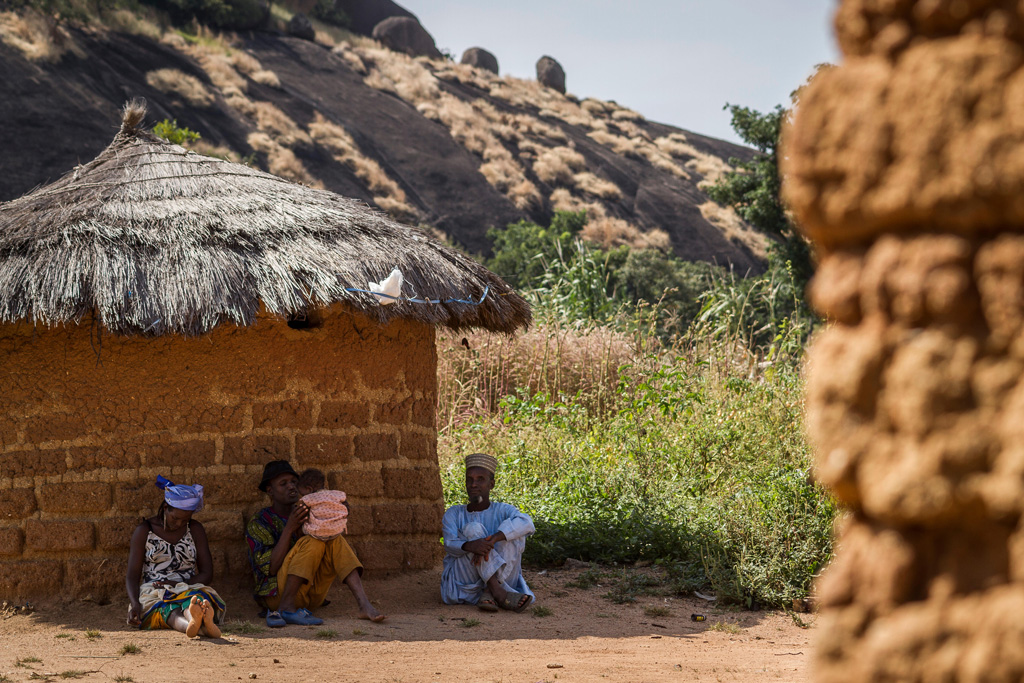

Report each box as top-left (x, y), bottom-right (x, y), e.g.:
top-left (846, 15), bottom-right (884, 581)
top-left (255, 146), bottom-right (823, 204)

top-left (0, 101), bottom-right (530, 337)
top-left (0, 101), bottom-right (528, 600)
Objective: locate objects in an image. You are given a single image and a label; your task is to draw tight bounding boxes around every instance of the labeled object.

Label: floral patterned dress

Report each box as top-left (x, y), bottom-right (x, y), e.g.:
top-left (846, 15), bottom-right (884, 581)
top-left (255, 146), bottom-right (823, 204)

top-left (134, 522), bottom-right (226, 629)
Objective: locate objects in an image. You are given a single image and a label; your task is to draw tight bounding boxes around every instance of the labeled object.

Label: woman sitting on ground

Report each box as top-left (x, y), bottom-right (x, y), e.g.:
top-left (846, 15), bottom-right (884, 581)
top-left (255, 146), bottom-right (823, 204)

top-left (125, 476), bottom-right (225, 638)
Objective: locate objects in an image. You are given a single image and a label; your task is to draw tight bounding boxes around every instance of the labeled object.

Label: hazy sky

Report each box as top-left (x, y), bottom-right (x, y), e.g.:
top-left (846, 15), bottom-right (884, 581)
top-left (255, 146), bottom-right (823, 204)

top-left (400, 1), bottom-right (840, 146)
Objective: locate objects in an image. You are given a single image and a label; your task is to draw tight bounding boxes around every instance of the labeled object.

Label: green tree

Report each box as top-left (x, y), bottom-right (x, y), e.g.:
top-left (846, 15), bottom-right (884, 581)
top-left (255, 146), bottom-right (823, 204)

top-left (486, 210), bottom-right (587, 290)
top-left (705, 105), bottom-right (813, 288)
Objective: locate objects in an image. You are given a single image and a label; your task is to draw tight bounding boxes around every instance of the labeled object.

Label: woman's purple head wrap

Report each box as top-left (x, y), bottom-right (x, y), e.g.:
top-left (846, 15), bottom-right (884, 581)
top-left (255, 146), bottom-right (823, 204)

top-left (156, 475), bottom-right (204, 511)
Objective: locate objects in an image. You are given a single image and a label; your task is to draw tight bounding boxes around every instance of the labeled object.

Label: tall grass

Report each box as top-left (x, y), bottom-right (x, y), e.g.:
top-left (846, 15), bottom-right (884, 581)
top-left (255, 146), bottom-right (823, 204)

top-left (436, 255), bottom-right (834, 609)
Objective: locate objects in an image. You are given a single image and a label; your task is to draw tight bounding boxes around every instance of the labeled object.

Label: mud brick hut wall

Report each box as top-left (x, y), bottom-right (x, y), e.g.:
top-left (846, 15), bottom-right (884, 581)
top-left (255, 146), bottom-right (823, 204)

top-left (0, 304), bottom-right (443, 600)
top-left (783, 1), bottom-right (1024, 680)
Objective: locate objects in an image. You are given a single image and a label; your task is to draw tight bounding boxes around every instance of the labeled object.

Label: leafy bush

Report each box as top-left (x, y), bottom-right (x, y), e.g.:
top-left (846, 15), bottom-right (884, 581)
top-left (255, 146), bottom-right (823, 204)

top-left (438, 314), bottom-right (835, 608)
top-left (141, 0), bottom-right (266, 30)
top-left (705, 103), bottom-right (815, 289)
top-left (309, 0), bottom-right (347, 27)
top-left (152, 118), bottom-right (200, 146)
top-left (613, 249), bottom-right (716, 334)
top-left (486, 210), bottom-right (815, 347)
top-left (486, 211), bottom-right (586, 290)
top-left (692, 258), bottom-right (814, 357)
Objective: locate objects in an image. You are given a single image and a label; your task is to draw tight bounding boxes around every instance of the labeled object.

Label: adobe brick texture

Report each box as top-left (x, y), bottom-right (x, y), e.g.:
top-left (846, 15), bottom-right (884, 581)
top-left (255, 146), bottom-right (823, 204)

top-left (0, 304), bottom-right (441, 600)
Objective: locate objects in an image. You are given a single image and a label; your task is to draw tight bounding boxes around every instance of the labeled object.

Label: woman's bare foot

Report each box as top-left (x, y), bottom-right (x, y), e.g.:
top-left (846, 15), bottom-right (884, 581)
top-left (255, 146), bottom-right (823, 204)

top-left (185, 596), bottom-right (203, 638)
top-left (358, 602), bottom-right (386, 622)
top-left (200, 598), bottom-right (221, 638)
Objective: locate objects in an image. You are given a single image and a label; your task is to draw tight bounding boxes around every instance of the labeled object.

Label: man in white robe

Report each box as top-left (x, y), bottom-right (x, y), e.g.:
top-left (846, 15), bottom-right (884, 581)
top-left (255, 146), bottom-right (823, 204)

top-left (440, 453), bottom-right (535, 612)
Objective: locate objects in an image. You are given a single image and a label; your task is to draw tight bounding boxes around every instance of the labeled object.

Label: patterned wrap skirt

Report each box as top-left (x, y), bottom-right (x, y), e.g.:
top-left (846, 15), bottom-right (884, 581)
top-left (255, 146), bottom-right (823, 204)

top-left (136, 581), bottom-right (227, 630)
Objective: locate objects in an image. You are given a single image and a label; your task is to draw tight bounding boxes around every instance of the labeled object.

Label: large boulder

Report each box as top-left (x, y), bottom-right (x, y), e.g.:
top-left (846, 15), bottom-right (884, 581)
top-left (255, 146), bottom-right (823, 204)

top-left (287, 13), bottom-right (316, 41)
top-left (460, 47), bottom-right (498, 74)
top-left (372, 16), bottom-right (442, 59)
top-left (536, 55), bottom-right (565, 93)
top-left (336, 0), bottom-right (417, 36)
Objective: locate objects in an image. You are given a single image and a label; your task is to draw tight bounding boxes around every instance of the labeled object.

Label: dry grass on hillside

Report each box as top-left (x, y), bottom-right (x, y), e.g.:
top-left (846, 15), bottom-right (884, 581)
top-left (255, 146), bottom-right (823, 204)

top-left (251, 69), bottom-right (281, 88)
top-left (347, 44), bottom-right (544, 210)
top-left (580, 98), bottom-right (612, 116)
top-left (247, 132), bottom-right (320, 186)
top-left (583, 216), bottom-right (671, 251)
top-left (338, 47), bottom-right (368, 74)
top-left (434, 62), bottom-right (497, 90)
top-left (587, 129), bottom-right (690, 180)
top-left (104, 8), bottom-right (162, 39)
top-left (175, 35), bottom-right (283, 97)
top-left (198, 52), bottom-right (247, 94)
top-left (326, 39), bottom-right (726, 223)
top-left (550, 188), bottom-right (606, 219)
top-left (145, 68), bottom-right (215, 107)
top-left (0, 10), bottom-right (81, 62)
top-left (313, 29), bottom-right (335, 47)
top-left (308, 112), bottom-right (418, 220)
top-left (511, 114), bottom-right (568, 143)
top-left (223, 91), bottom-right (310, 148)
top-left (533, 146), bottom-right (586, 186)
top-left (610, 107), bottom-right (645, 122)
top-left (587, 129), bottom-right (644, 158)
top-left (550, 188), bottom-right (675, 252)
top-left (573, 172), bottom-right (622, 200)
top-left (646, 153), bottom-right (691, 179)
top-left (507, 179), bottom-right (544, 211)
top-left (699, 201), bottom-right (768, 258)
top-left (251, 100), bottom-right (309, 146)
top-left (227, 48), bottom-right (260, 74)
top-left (438, 98), bottom-right (496, 155)
top-left (687, 153), bottom-right (734, 187)
top-left (153, 30), bottom-right (315, 187)
top-left (654, 133), bottom-right (691, 156)
top-left (654, 134), bottom-right (734, 186)
top-left (358, 46), bottom-right (439, 101)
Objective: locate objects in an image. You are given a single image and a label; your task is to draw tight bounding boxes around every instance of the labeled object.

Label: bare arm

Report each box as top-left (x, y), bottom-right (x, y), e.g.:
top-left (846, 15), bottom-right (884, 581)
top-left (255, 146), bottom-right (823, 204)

top-left (268, 503), bottom-right (308, 576)
top-left (187, 522), bottom-right (214, 586)
top-left (125, 523), bottom-right (149, 625)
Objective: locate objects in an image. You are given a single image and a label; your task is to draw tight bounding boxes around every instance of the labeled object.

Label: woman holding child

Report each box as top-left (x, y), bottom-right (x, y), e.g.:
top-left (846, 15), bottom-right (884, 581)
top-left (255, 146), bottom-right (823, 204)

top-left (125, 476), bottom-right (225, 638)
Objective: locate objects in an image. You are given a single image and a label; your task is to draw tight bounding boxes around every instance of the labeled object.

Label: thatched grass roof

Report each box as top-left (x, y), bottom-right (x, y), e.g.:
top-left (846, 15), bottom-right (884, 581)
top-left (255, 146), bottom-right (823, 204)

top-left (0, 101), bottom-right (530, 336)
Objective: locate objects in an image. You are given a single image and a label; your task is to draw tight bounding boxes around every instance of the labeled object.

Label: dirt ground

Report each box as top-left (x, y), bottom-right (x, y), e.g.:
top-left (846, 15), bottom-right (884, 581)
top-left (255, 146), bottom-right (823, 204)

top-left (0, 566), bottom-right (813, 682)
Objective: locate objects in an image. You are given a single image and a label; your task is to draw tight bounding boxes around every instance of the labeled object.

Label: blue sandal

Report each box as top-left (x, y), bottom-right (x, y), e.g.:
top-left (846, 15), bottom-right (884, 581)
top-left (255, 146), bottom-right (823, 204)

top-left (281, 608), bottom-right (323, 625)
top-left (266, 610), bottom-right (286, 628)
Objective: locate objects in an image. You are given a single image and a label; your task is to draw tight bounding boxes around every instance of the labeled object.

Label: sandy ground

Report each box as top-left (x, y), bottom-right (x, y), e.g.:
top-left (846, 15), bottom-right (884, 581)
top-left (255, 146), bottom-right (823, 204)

top-left (0, 566), bottom-right (813, 682)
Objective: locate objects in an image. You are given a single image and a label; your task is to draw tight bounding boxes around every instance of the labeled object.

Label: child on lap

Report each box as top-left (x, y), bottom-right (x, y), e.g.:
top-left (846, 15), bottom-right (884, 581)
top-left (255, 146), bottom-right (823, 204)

top-left (297, 468), bottom-right (348, 540)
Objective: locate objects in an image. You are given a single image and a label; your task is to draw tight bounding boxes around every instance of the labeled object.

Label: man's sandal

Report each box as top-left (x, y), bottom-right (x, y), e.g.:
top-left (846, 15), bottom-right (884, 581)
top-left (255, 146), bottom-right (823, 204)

top-left (478, 592), bottom-right (499, 613)
top-left (498, 590), bottom-right (532, 613)
top-left (281, 607), bottom-right (324, 626)
top-left (265, 610), bottom-right (286, 628)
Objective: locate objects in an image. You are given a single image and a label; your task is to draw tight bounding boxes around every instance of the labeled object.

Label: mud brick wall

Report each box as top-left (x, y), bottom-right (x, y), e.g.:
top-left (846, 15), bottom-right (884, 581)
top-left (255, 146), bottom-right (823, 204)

top-left (0, 304), bottom-right (443, 601)
top-left (782, 2), bottom-right (1024, 680)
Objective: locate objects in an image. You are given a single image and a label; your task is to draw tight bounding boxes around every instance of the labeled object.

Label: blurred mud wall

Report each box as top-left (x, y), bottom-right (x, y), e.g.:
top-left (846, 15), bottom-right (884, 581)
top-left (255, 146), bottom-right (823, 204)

top-left (783, 1), bottom-right (1024, 679)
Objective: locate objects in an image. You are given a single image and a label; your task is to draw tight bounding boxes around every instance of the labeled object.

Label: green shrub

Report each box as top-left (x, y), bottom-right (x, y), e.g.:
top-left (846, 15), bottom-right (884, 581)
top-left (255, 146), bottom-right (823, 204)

top-left (486, 210), bottom-right (815, 346)
top-left (309, 0), bottom-right (347, 27)
top-left (439, 326), bottom-right (836, 609)
top-left (152, 119), bottom-right (201, 146)
top-left (141, 0), bottom-right (266, 30)
top-left (486, 211), bottom-right (586, 290)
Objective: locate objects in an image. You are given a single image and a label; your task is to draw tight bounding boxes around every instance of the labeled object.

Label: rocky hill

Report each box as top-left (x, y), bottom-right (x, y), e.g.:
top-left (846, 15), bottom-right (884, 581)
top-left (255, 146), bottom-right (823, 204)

top-left (0, 5), bottom-right (767, 271)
